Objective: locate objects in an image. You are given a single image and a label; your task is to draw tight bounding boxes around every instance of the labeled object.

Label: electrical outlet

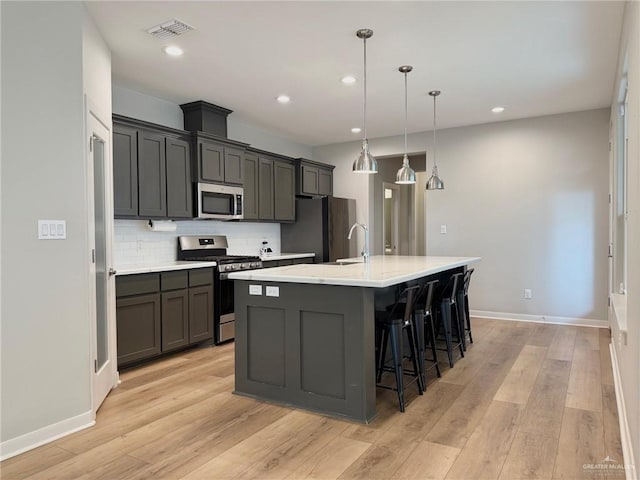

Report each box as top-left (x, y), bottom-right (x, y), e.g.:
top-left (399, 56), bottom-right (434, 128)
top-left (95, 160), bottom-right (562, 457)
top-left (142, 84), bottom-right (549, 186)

top-left (524, 288), bottom-right (532, 299)
top-left (249, 285), bottom-right (262, 296)
top-left (440, 224), bottom-right (447, 234)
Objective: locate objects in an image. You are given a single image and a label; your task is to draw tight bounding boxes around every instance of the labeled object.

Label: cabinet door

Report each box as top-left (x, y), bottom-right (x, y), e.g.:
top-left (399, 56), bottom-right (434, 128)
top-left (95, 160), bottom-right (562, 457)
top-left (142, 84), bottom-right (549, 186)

top-left (224, 148), bottom-right (244, 185)
top-left (318, 168), bottom-right (333, 196)
top-left (258, 157), bottom-right (275, 220)
top-left (161, 290), bottom-right (189, 352)
top-left (199, 141), bottom-right (224, 182)
top-left (113, 125), bottom-right (138, 217)
top-left (166, 138), bottom-right (193, 218)
top-left (138, 131), bottom-right (167, 217)
top-left (116, 293), bottom-right (161, 366)
top-left (243, 154), bottom-right (259, 220)
top-left (189, 285), bottom-right (214, 343)
top-left (274, 161), bottom-right (295, 222)
top-left (301, 165), bottom-right (319, 195)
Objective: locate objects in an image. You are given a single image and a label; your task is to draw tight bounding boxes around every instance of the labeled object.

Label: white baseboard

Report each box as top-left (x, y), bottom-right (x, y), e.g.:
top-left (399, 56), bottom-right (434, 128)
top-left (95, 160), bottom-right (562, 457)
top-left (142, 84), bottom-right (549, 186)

top-left (470, 309), bottom-right (608, 328)
top-left (610, 343), bottom-right (638, 480)
top-left (0, 410), bottom-right (95, 461)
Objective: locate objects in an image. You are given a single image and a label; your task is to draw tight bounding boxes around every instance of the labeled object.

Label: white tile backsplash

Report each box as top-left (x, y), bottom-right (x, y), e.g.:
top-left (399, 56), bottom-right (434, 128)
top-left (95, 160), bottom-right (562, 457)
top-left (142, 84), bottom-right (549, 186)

top-left (114, 220), bottom-right (280, 267)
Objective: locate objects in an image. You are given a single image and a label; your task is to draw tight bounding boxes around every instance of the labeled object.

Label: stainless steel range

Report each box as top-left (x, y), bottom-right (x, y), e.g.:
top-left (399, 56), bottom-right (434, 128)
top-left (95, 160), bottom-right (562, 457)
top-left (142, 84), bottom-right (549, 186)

top-left (178, 235), bottom-right (262, 344)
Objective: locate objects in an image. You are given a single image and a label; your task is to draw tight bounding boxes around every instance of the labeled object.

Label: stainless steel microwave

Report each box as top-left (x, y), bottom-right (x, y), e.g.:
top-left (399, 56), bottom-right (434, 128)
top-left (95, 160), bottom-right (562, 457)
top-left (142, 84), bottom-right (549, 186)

top-left (197, 183), bottom-right (243, 220)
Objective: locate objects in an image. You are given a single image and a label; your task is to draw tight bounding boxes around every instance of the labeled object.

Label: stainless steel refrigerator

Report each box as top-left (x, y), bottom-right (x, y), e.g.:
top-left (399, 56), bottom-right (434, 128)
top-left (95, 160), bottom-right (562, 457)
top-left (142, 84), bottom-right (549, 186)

top-left (281, 197), bottom-right (357, 263)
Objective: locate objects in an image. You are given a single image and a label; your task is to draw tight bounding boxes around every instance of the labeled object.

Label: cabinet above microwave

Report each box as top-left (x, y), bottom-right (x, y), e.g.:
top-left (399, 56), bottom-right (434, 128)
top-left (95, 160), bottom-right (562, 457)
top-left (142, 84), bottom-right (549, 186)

top-left (192, 132), bottom-right (249, 187)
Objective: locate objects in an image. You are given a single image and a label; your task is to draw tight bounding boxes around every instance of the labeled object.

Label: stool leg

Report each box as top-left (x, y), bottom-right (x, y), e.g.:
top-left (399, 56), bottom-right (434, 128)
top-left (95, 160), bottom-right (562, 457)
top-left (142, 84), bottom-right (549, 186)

top-left (456, 292), bottom-right (467, 351)
top-left (414, 311), bottom-right (426, 389)
top-left (426, 311), bottom-right (441, 378)
top-left (389, 323), bottom-right (405, 412)
top-left (441, 299), bottom-right (455, 368)
top-left (452, 300), bottom-right (465, 358)
top-left (465, 295), bottom-right (473, 344)
top-left (377, 326), bottom-right (389, 383)
top-left (406, 320), bottom-right (424, 394)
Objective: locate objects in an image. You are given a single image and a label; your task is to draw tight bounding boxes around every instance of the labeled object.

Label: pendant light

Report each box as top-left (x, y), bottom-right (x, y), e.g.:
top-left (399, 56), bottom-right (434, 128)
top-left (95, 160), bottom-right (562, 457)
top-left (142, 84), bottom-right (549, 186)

top-left (426, 90), bottom-right (444, 190)
top-left (395, 65), bottom-right (416, 184)
top-left (352, 29), bottom-right (378, 174)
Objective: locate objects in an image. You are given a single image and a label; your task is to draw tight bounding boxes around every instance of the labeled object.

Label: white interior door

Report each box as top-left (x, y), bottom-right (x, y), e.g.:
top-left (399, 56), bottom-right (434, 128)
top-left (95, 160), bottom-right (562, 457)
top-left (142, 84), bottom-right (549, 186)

top-left (87, 105), bottom-right (117, 413)
top-left (382, 182), bottom-right (400, 255)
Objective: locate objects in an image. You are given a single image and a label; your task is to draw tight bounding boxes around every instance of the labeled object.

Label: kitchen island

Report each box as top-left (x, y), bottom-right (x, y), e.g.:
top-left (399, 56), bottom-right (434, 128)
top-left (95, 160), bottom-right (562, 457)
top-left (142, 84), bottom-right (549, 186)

top-left (229, 255), bottom-right (480, 423)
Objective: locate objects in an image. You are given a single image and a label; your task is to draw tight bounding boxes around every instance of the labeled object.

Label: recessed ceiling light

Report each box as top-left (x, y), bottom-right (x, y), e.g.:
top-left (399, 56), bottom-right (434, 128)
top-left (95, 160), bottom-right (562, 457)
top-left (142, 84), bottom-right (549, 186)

top-left (164, 45), bottom-right (184, 57)
top-left (276, 95), bottom-right (291, 104)
top-left (492, 106), bottom-right (505, 113)
top-left (351, 127), bottom-right (361, 133)
top-left (341, 75), bottom-right (357, 85)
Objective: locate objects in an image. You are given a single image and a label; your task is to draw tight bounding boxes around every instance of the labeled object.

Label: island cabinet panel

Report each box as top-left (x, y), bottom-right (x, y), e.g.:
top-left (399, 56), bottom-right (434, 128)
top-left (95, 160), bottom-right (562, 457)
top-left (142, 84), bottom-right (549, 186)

top-left (165, 138), bottom-right (192, 218)
top-left (234, 281), bottom-right (376, 423)
top-left (300, 311), bottom-right (345, 399)
top-left (247, 306), bottom-right (286, 387)
top-left (116, 293), bottom-right (161, 365)
top-left (138, 131), bottom-right (167, 217)
top-left (113, 125), bottom-right (139, 217)
top-left (243, 153), bottom-right (259, 220)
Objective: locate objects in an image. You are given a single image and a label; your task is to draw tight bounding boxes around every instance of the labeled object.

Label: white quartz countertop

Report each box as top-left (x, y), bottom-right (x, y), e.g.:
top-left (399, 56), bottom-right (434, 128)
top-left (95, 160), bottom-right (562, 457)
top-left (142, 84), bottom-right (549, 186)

top-left (115, 261), bottom-right (216, 276)
top-left (228, 255), bottom-right (481, 288)
top-left (260, 253), bottom-right (315, 261)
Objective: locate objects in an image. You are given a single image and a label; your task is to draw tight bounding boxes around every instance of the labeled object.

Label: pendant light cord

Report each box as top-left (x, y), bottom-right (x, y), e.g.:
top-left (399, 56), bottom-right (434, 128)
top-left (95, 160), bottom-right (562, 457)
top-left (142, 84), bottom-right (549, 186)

top-left (363, 37), bottom-right (367, 140)
top-left (433, 94), bottom-right (437, 169)
top-left (404, 72), bottom-right (408, 159)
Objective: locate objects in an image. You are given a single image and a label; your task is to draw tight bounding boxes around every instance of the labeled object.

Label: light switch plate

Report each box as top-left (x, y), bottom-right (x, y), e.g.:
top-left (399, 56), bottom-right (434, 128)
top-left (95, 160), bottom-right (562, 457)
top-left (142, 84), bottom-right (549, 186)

top-left (249, 285), bottom-right (263, 295)
top-left (440, 224), bottom-right (447, 234)
top-left (266, 286), bottom-right (280, 297)
top-left (38, 220), bottom-right (66, 239)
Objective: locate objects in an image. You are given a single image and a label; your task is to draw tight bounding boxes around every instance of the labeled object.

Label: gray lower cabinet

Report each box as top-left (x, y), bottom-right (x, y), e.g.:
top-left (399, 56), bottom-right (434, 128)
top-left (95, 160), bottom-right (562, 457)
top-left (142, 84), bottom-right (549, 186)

top-left (116, 293), bottom-right (162, 366)
top-left (166, 138), bottom-right (192, 218)
top-left (116, 268), bottom-right (214, 367)
top-left (138, 131), bottom-right (167, 217)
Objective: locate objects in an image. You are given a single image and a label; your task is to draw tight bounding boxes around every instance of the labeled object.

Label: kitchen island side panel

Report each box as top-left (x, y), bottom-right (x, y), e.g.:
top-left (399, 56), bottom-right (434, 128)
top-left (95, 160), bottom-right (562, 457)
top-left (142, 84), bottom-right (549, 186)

top-left (234, 281), bottom-right (376, 423)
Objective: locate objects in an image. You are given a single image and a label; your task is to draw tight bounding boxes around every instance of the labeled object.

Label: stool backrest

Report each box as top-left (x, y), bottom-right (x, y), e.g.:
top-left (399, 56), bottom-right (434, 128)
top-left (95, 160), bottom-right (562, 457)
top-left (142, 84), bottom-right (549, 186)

top-left (420, 279), bottom-right (439, 312)
top-left (463, 268), bottom-right (474, 296)
top-left (440, 273), bottom-right (464, 304)
top-left (386, 285), bottom-right (421, 323)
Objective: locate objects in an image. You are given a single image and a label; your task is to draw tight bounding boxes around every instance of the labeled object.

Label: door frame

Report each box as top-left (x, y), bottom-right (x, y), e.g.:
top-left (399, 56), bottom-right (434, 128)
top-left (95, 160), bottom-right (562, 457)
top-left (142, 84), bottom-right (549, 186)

top-left (85, 96), bottom-right (118, 416)
top-left (382, 182), bottom-right (400, 255)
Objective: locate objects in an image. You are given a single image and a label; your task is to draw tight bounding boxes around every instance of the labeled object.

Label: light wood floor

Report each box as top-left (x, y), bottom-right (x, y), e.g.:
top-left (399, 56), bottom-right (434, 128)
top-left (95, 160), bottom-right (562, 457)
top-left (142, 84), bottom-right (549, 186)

top-left (2, 319), bottom-right (624, 480)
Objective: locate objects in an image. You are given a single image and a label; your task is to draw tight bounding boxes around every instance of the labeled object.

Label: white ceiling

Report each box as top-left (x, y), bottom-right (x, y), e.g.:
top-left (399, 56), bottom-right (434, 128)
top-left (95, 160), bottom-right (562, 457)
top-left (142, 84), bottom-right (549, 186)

top-left (86, 1), bottom-right (624, 147)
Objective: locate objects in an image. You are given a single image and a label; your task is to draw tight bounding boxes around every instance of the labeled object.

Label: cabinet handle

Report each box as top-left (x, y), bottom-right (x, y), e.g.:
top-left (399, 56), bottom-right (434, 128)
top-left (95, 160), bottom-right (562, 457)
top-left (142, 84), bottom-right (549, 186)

top-left (108, 268), bottom-right (118, 276)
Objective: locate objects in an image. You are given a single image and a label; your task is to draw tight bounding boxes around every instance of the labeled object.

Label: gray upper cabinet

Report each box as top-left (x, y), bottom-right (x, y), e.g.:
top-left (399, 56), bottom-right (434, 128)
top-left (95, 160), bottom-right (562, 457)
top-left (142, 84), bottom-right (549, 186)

top-left (113, 115), bottom-right (194, 220)
top-left (166, 138), bottom-right (192, 218)
top-left (243, 153), bottom-right (259, 220)
top-left (258, 157), bottom-right (275, 220)
top-left (296, 159), bottom-right (334, 197)
top-left (113, 125), bottom-right (139, 217)
top-left (138, 131), bottom-right (167, 217)
top-left (274, 161), bottom-right (295, 221)
top-left (194, 134), bottom-right (248, 186)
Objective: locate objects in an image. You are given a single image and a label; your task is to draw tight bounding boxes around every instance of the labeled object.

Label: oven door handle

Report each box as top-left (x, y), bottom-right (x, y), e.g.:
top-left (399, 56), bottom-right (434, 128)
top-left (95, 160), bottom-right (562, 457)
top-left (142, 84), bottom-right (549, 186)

top-left (219, 273), bottom-right (230, 280)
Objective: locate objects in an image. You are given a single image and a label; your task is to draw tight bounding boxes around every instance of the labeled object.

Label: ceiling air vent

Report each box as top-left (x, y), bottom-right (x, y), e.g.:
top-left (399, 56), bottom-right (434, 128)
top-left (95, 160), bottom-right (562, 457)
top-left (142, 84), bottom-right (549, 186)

top-left (147, 19), bottom-right (194, 40)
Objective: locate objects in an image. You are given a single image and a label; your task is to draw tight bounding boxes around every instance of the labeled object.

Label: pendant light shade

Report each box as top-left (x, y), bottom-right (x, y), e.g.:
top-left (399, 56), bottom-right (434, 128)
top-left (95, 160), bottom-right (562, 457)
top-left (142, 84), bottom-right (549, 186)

top-left (353, 29), bottom-right (378, 174)
top-left (395, 65), bottom-right (416, 185)
top-left (426, 90), bottom-right (444, 190)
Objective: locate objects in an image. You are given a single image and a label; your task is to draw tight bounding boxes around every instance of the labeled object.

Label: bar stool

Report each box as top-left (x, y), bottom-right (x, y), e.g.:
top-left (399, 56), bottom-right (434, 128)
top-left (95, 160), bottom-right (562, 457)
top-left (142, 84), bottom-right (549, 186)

top-left (375, 285), bottom-right (423, 412)
top-left (419, 280), bottom-right (441, 383)
top-left (433, 273), bottom-right (465, 368)
top-left (458, 268), bottom-right (475, 346)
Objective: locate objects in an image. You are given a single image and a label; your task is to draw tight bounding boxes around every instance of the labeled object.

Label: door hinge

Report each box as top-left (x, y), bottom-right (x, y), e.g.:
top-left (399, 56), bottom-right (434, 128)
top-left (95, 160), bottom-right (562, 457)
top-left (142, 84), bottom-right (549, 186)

top-left (91, 249), bottom-right (95, 263)
top-left (609, 193), bottom-right (612, 204)
top-left (608, 244), bottom-right (613, 258)
top-left (609, 141), bottom-right (612, 152)
top-left (608, 296), bottom-right (611, 307)
top-left (89, 136), bottom-right (93, 152)
top-left (94, 359), bottom-right (98, 373)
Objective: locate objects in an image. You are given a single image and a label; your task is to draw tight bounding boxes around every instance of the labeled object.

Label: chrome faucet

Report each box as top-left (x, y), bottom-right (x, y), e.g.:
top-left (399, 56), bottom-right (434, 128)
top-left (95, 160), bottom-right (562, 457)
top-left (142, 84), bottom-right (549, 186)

top-left (348, 223), bottom-right (370, 263)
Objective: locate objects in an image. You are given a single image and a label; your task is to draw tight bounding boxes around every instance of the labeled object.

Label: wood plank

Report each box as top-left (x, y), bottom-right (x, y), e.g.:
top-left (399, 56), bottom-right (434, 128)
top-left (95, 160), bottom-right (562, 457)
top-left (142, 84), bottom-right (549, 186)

top-left (552, 407), bottom-right (604, 479)
top-left (602, 384), bottom-right (624, 463)
top-left (425, 343), bottom-right (522, 448)
top-left (565, 347), bottom-right (603, 412)
top-left (445, 401), bottom-right (523, 480)
top-left (499, 431), bottom-right (557, 480)
top-left (391, 440), bottom-right (460, 480)
top-left (493, 345), bottom-right (547, 405)
top-left (574, 326), bottom-right (601, 350)
top-left (72, 455), bottom-right (149, 480)
top-left (527, 323), bottom-right (559, 347)
top-left (519, 358), bottom-right (572, 439)
top-left (547, 326), bottom-right (577, 361)
top-left (0, 446), bottom-right (75, 480)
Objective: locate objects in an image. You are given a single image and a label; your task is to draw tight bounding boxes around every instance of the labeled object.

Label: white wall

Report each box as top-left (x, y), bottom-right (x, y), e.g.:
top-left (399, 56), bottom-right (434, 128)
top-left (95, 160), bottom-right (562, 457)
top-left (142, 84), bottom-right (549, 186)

top-left (1, 2), bottom-right (110, 456)
top-left (315, 109), bottom-right (610, 324)
top-left (610, 1), bottom-right (640, 474)
top-left (112, 84), bottom-right (312, 159)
